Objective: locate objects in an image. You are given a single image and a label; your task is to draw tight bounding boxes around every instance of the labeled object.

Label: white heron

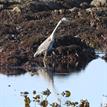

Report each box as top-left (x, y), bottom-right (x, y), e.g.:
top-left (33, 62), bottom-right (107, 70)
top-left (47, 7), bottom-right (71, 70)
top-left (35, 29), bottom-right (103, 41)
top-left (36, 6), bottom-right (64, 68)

top-left (34, 17), bottom-right (69, 61)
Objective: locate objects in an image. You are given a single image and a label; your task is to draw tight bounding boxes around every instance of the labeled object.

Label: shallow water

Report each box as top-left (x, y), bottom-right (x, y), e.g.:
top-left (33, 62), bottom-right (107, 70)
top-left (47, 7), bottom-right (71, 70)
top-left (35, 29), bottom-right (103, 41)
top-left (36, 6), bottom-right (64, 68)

top-left (0, 57), bottom-right (107, 107)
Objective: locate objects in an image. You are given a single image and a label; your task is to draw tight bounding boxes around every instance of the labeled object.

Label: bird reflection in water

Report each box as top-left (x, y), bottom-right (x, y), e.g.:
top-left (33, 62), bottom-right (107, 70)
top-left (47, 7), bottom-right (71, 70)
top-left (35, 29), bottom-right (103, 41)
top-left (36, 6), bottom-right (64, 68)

top-left (30, 61), bottom-right (61, 105)
top-left (36, 65), bottom-right (54, 91)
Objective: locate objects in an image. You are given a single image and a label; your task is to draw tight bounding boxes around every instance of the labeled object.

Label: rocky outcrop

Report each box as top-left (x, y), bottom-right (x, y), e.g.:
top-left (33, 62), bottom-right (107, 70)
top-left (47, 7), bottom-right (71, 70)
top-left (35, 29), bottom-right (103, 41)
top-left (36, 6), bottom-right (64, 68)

top-left (91, 0), bottom-right (107, 7)
top-left (0, 0), bottom-right (107, 70)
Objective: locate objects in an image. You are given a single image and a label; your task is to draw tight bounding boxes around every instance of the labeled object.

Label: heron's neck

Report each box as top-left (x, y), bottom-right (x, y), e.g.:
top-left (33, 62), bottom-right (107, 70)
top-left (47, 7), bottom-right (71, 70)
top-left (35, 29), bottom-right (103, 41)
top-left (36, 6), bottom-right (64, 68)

top-left (50, 20), bottom-right (62, 40)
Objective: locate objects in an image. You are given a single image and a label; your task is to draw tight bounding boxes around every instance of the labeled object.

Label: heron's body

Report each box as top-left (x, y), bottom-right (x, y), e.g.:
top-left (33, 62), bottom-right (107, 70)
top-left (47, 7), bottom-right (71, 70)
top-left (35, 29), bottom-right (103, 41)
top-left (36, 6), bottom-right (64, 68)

top-left (34, 17), bottom-right (69, 59)
top-left (34, 36), bottom-right (54, 56)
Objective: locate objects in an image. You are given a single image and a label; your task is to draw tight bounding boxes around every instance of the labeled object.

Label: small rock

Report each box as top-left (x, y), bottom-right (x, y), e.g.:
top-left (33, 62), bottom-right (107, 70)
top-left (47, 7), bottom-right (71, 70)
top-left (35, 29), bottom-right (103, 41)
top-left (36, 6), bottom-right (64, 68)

top-left (80, 2), bottom-right (89, 8)
top-left (69, 7), bottom-right (79, 13)
top-left (33, 90), bottom-right (36, 94)
top-left (8, 85), bottom-right (11, 87)
top-left (11, 6), bottom-right (21, 13)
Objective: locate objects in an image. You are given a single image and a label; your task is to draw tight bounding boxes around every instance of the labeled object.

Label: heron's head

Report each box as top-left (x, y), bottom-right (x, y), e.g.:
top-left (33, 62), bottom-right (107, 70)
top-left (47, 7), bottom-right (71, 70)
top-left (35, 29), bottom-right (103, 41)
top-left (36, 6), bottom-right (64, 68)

top-left (61, 17), bottom-right (69, 22)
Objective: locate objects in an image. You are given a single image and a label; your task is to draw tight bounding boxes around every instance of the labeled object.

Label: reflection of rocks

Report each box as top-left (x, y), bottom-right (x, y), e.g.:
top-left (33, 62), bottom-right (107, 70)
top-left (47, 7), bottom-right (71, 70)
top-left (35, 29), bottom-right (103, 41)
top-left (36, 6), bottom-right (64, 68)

top-left (102, 54), bottom-right (107, 62)
top-left (0, 66), bottom-right (26, 76)
top-left (46, 50), bottom-right (95, 75)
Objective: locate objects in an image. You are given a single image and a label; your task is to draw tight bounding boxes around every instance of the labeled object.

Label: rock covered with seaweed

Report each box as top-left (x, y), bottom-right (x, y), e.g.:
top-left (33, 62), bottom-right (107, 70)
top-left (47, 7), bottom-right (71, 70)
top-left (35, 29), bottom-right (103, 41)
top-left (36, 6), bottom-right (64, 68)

top-left (0, 0), bottom-right (107, 68)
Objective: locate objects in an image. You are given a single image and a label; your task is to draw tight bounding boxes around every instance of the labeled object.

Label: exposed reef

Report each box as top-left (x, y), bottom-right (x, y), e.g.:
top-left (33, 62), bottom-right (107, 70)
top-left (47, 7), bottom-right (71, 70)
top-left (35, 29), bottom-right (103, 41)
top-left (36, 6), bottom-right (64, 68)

top-left (0, 0), bottom-right (107, 73)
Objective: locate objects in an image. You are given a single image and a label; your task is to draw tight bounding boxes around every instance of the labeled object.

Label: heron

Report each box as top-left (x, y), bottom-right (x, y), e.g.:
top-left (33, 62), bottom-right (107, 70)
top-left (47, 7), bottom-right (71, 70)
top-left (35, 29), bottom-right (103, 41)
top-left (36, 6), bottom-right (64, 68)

top-left (34, 17), bottom-right (69, 61)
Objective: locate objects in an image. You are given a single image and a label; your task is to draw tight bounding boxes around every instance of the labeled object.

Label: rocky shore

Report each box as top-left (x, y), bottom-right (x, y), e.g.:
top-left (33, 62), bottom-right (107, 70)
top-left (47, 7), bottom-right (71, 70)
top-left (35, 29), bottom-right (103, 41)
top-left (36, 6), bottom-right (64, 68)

top-left (0, 0), bottom-right (107, 72)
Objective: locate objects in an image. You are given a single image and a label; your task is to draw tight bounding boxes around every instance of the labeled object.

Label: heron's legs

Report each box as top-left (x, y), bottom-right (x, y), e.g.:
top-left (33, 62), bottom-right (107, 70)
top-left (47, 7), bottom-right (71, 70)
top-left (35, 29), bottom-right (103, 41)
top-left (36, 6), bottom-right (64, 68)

top-left (44, 51), bottom-right (47, 60)
top-left (43, 51), bottom-right (47, 67)
top-left (43, 60), bottom-right (46, 68)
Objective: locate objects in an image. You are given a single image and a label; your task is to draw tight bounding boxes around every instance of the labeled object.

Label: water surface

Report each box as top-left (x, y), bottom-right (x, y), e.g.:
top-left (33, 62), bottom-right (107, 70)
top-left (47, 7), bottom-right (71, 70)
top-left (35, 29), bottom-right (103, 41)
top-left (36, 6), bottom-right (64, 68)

top-left (0, 58), bottom-right (107, 107)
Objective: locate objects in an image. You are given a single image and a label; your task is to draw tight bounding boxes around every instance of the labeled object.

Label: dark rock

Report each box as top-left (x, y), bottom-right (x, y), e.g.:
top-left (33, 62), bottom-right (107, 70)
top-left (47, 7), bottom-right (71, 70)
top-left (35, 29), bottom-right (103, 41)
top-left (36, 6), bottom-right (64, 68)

top-left (80, 99), bottom-right (90, 107)
top-left (80, 2), bottom-right (90, 8)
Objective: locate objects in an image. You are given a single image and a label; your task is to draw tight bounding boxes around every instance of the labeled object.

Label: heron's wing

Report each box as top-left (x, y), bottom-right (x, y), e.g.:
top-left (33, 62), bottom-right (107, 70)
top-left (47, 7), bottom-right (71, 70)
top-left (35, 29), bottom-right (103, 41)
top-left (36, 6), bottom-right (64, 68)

top-left (38, 37), bottom-right (52, 51)
top-left (34, 37), bottom-right (52, 56)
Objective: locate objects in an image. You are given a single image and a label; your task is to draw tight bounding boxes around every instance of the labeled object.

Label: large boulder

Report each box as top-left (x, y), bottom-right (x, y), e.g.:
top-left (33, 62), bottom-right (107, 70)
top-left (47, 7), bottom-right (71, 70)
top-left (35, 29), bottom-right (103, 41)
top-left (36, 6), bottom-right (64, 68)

top-left (91, 0), bottom-right (107, 7)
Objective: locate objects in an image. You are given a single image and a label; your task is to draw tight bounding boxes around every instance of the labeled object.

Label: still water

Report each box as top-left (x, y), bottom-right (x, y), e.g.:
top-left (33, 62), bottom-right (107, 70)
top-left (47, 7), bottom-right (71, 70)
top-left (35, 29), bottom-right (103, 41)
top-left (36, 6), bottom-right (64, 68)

top-left (0, 57), bottom-right (107, 107)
